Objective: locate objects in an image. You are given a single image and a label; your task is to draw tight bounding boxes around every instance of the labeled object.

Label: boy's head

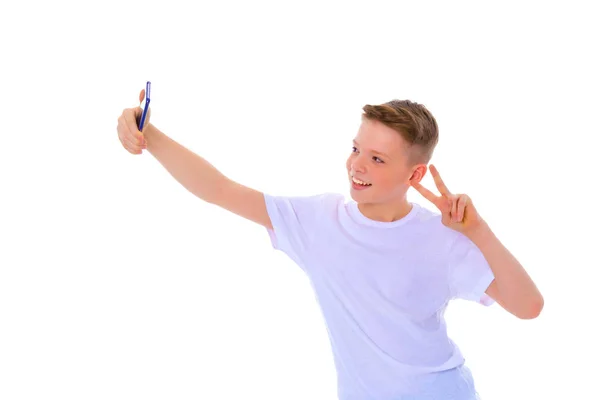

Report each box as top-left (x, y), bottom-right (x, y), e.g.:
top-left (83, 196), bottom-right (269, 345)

top-left (345, 99), bottom-right (439, 206)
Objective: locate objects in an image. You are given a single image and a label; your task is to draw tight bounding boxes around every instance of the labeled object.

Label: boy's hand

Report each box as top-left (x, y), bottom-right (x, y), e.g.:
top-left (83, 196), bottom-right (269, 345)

top-left (411, 164), bottom-right (486, 237)
top-left (116, 88), bottom-right (151, 155)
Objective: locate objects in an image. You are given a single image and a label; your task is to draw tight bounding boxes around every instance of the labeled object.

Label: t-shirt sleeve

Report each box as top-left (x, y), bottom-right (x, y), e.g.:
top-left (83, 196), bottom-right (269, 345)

top-left (447, 232), bottom-right (496, 306)
top-left (263, 192), bottom-right (334, 270)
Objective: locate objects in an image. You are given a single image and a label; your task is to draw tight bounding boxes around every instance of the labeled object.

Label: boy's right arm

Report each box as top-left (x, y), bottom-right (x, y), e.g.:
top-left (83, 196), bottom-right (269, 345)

top-left (117, 103), bottom-right (273, 230)
top-left (144, 124), bottom-right (273, 230)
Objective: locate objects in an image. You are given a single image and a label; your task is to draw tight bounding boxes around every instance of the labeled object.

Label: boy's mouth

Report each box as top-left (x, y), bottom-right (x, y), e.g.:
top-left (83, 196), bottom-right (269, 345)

top-left (352, 176), bottom-right (372, 188)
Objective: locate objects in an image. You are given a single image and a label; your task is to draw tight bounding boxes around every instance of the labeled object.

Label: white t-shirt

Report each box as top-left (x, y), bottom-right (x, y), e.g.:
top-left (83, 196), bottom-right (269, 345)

top-left (264, 192), bottom-right (495, 399)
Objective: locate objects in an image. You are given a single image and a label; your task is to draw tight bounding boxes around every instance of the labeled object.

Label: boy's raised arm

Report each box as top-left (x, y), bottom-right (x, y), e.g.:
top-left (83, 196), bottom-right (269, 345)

top-left (143, 124), bottom-right (273, 230)
top-left (116, 96), bottom-right (273, 230)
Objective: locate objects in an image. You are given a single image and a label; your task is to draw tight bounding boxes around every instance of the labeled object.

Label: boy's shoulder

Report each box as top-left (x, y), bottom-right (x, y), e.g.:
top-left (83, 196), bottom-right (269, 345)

top-left (270, 191), bottom-right (344, 202)
top-left (280, 191), bottom-right (346, 209)
top-left (411, 202), bottom-right (462, 234)
top-left (264, 191), bottom-right (345, 223)
top-left (409, 203), bottom-right (480, 256)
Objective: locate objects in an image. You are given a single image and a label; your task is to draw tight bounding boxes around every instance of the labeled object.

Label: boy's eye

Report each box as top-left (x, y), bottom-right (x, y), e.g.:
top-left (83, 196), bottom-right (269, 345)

top-left (352, 147), bottom-right (384, 163)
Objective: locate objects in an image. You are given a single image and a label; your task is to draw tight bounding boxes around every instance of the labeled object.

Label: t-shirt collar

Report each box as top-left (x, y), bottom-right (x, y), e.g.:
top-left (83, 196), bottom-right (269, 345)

top-left (347, 201), bottom-right (420, 228)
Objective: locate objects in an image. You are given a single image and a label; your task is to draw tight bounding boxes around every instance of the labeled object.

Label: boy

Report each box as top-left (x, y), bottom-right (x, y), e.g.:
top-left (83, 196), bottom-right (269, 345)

top-left (117, 90), bottom-right (543, 399)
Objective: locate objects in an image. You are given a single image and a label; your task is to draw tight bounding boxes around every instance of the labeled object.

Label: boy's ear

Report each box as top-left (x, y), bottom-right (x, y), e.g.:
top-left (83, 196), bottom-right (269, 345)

top-left (409, 164), bottom-right (428, 184)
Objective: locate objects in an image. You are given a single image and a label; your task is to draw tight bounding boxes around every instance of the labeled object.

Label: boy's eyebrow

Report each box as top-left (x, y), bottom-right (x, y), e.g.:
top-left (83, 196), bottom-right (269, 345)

top-left (353, 139), bottom-right (390, 158)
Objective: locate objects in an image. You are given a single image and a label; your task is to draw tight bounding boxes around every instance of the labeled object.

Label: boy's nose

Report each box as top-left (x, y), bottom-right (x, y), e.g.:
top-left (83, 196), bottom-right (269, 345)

top-left (351, 161), bottom-right (366, 174)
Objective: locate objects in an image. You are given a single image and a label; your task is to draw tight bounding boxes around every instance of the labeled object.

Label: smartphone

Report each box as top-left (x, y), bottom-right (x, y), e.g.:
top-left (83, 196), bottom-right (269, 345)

top-left (137, 81), bottom-right (151, 131)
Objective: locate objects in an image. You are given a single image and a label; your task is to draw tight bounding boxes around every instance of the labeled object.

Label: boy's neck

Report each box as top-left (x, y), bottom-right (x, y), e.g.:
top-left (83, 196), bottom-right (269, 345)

top-left (357, 199), bottom-right (413, 223)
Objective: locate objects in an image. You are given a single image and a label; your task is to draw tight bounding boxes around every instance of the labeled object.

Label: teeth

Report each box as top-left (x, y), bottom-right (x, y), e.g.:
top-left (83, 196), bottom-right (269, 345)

top-left (352, 177), bottom-right (371, 186)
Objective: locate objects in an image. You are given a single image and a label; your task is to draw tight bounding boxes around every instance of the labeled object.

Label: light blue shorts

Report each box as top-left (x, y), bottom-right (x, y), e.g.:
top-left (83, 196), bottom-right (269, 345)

top-left (337, 363), bottom-right (481, 399)
top-left (402, 364), bottom-right (481, 400)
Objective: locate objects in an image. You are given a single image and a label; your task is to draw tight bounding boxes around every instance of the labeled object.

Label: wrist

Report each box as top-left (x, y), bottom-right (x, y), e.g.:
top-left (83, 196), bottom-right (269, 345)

top-left (144, 123), bottom-right (157, 139)
top-left (465, 220), bottom-right (494, 246)
top-left (144, 124), bottom-right (162, 149)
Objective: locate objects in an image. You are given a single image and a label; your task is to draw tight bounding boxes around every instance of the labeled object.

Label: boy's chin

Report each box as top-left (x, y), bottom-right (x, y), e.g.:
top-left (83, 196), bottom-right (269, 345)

top-left (349, 187), bottom-right (373, 202)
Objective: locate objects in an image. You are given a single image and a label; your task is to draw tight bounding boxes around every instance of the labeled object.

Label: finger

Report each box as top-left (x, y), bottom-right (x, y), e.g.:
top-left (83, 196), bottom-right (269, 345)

top-left (118, 128), bottom-right (143, 153)
top-left (118, 134), bottom-right (142, 154)
top-left (124, 135), bottom-right (144, 152)
top-left (123, 107), bottom-right (145, 142)
top-left (139, 89), bottom-right (145, 104)
top-left (117, 115), bottom-right (144, 146)
top-left (411, 181), bottom-right (439, 204)
top-left (450, 195), bottom-right (458, 222)
top-left (457, 194), bottom-right (468, 222)
top-left (429, 164), bottom-right (451, 196)
top-left (118, 116), bottom-right (145, 149)
top-left (125, 142), bottom-right (143, 154)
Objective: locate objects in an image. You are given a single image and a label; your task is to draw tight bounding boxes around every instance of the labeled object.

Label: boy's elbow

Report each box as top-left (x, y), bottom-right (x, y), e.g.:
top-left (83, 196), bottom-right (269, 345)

top-left (518, 295), bottom-right (544, 320)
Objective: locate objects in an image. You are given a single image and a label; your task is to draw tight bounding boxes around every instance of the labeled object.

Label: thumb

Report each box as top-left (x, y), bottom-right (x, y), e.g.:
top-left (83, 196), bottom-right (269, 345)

top-left (135, 88), bottom-right (147, 115)
top-left (134, 89), bottom-right (145, 120)
top-left (134, 89), bottom-right (145, 128)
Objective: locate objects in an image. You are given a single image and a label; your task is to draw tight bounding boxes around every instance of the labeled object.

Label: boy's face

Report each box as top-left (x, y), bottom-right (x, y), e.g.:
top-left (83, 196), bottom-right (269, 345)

top-left (345, 119), bottom-right (427, 205)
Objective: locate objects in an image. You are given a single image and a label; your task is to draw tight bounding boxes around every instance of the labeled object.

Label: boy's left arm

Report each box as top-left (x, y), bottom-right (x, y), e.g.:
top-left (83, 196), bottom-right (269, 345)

top-left (466, 221), bottom-right (544, 319)
top-left (412, 164), bottom-right (544, 320)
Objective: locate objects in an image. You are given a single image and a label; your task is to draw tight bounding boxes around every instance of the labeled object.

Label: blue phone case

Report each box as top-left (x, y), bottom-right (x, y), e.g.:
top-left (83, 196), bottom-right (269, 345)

top-left (138, 81), bottom-right (151, 131)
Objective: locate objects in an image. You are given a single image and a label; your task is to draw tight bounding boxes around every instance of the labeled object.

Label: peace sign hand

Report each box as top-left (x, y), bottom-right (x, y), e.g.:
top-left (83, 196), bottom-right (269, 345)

top-left (411, 164), bottom-right (486, 237)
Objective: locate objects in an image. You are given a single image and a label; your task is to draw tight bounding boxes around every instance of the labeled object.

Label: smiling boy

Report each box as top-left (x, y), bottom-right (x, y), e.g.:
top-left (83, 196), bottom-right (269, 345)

top-left (117, 94), bottom-right (543, 399)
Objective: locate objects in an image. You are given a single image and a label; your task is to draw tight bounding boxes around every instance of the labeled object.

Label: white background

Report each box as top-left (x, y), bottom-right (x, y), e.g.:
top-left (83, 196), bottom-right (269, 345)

top-left (1, 1), bottom-right (598, 399)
